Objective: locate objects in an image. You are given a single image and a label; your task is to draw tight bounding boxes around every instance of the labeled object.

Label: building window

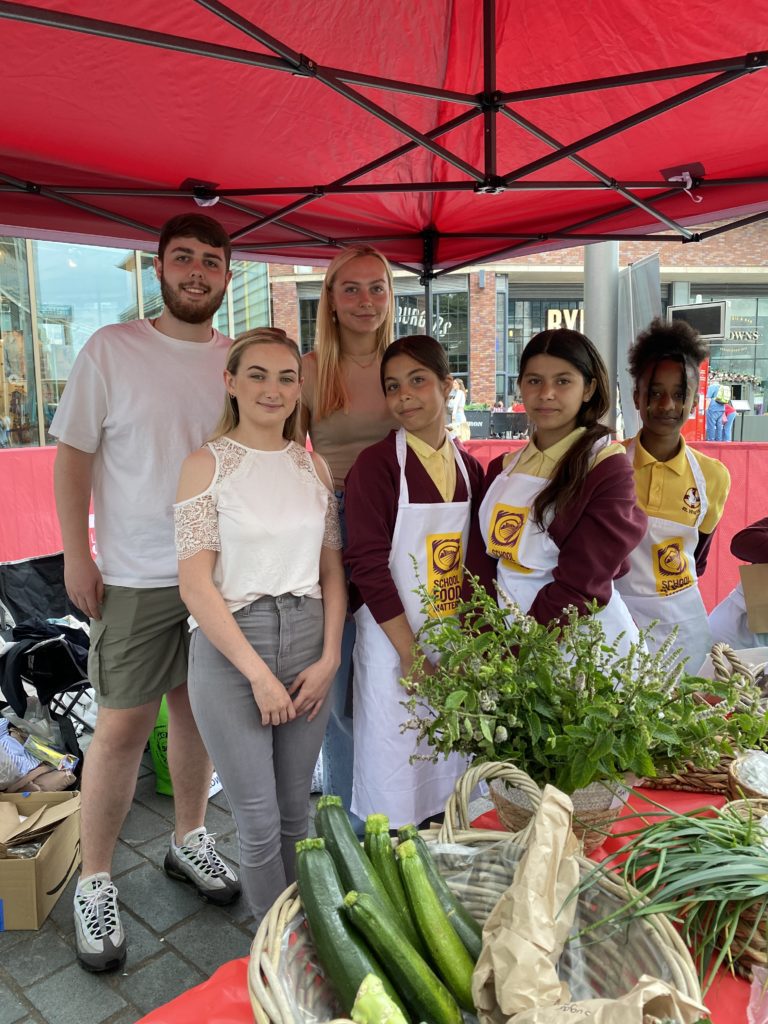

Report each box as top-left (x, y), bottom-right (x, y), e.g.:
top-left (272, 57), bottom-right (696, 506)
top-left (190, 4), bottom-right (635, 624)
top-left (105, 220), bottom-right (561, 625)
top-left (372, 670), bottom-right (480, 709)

top-left (0, 239), bottom-right (37, 448)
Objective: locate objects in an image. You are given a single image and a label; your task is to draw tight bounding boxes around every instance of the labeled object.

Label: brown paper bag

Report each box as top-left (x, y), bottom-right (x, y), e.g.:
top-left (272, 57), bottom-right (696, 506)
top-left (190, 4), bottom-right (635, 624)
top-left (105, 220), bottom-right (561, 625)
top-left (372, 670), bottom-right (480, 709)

top-left (740, 563), bottom-right (768, 634)
top-left (508, 975), bottom-right (708, 1023)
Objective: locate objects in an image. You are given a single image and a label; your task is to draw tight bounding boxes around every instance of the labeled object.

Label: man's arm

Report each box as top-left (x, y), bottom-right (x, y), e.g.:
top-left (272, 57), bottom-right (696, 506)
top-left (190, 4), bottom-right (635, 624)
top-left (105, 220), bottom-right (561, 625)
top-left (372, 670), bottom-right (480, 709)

top-left (54, 442), bottom-right (104, 620)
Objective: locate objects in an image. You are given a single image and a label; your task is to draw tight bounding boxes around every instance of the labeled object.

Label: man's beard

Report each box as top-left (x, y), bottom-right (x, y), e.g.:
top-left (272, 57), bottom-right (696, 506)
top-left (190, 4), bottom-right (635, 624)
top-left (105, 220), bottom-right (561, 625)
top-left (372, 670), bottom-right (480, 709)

top-left (160, 276), bottom-right (226, 325)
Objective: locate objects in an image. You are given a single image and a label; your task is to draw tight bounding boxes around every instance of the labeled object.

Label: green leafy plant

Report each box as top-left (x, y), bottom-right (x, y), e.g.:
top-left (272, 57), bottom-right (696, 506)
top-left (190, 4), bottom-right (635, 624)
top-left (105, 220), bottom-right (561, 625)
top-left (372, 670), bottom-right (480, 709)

top-left (402, 573), bottom-right (768, 793)
top-left (573, 799), bottom-right (768, 993)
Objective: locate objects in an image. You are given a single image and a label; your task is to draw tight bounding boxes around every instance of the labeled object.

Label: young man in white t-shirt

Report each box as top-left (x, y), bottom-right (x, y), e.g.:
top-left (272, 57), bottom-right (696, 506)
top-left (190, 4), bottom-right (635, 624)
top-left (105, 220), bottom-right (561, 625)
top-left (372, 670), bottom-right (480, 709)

top-left (50, 213), bottom-right (239, 972)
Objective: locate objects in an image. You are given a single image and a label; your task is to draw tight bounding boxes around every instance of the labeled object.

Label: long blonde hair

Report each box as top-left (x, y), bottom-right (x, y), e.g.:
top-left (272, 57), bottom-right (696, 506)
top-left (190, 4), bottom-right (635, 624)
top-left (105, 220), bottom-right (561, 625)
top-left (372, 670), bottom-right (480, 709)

top-left (211, 327), bottom-right (302, 441)
top-left (313, 245), bottom-right (395, 419)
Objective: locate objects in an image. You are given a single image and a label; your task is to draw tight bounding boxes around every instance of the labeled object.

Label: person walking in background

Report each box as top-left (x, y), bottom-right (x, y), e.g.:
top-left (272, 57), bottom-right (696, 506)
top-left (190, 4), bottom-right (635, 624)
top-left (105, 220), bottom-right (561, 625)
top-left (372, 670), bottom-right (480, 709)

top-left (344, 336), bottom-right (484, 827)
top-left (175, 329), bottom-right (345, 923)
top-left (705, 378), bottom-right (729, 440)
top-left (616, 318), bottom-right (730, 672)
top-left (51, 214), bottom-right (240, 972)
top-left (449, 378), bottom-right (469, 440)
top-left (722, 400), bottom-right (738, 441)
top-left (297, 245), bottom-right (397, 834)
top-left (479, 329), bottom-right (645, 650)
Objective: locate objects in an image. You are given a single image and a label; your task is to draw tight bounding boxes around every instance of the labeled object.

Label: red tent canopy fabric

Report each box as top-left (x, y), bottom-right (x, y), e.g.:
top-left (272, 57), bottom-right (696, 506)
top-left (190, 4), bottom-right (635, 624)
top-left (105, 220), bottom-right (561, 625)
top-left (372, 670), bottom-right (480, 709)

top-left (1, 0), bottom-right (767, 273)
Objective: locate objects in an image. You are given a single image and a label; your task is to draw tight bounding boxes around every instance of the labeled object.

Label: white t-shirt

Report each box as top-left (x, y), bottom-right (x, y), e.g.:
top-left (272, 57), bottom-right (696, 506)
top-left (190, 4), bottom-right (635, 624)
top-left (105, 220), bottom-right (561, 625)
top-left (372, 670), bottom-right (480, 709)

top-left (49, 319), bottom-right (231, 588)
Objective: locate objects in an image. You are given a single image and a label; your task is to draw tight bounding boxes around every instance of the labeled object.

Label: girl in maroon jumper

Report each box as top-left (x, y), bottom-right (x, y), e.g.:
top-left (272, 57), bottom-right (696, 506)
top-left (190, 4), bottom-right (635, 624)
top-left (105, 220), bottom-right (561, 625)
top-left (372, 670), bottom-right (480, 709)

top-left (344, 335), bottom-right (484, 827)
top-left (479, 329), bottom-right (646, 648)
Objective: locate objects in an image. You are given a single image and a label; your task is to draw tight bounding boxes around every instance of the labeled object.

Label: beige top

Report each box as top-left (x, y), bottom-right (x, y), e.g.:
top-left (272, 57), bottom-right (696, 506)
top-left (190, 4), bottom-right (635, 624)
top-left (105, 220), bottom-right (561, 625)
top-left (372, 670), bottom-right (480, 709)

top-left (301, 351), bottom-right (398, 490)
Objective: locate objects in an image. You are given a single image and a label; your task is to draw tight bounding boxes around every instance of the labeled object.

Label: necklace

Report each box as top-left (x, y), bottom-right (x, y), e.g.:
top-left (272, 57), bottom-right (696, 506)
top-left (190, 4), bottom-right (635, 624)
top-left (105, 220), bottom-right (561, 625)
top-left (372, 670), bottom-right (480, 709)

top-left (343, 350), bottom-right (378, 369)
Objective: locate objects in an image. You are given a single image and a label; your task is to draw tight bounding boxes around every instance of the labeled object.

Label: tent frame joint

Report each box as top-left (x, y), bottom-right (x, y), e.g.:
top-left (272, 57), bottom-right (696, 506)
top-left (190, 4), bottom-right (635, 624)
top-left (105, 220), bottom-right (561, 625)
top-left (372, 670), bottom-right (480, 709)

top-left (475, 176), bottom-right (507, 195)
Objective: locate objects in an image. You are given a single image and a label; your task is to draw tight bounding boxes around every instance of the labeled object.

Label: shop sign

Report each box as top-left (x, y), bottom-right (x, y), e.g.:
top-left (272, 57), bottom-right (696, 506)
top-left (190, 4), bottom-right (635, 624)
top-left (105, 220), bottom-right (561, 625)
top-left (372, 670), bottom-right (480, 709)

top-left (545, 308), bottom-right (584, 331)
top-left (395, 304), bottom-right (452, 337)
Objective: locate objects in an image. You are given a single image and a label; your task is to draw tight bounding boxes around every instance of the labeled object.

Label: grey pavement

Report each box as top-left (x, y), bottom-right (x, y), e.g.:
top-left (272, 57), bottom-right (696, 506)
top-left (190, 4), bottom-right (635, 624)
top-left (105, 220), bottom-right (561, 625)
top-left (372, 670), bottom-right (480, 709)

top-left (0, 756), bottom-right (492, 1024)
top-left (0, 751), bottom-right (283, 1024)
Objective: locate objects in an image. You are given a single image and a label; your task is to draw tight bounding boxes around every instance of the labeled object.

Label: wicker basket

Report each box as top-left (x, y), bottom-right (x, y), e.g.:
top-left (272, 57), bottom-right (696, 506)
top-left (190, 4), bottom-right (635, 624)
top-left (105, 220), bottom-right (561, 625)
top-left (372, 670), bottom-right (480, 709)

top-left (638, 642), bottom-right (763, 794)
top-left (478, 761), bottom-right (625, 855)
top-left (711, 797), bottom-right (768, 979)
top-left (728, 753), bottom-right (768, 802)
top-left (247, 762), bottom-right (701, 1023)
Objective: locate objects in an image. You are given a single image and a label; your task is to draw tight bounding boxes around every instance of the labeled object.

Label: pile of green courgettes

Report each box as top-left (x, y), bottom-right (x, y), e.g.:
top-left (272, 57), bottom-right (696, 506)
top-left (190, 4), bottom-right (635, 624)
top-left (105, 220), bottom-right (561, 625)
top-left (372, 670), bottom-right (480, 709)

top-left (295, 795), bottom-right (483, 1024)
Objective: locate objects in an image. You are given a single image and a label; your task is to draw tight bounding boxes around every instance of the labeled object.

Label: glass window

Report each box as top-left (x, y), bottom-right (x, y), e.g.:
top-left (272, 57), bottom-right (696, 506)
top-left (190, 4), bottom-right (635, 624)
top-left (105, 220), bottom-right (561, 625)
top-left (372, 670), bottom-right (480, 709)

top-left (395, 292), bottom-right (469, 381)
top-left (0, 238), bottom-right (38, 448)
top-left (32, 241), bottom-right (138, 443)
top-left (298, 297), bottom-right (319, 354)
top-left (230, 260), bottom-right (269, 336)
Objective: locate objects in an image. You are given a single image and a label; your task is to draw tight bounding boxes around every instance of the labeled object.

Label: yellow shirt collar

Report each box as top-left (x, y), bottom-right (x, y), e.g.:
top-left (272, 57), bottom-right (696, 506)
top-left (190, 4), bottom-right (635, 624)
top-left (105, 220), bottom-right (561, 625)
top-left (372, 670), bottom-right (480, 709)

top-left (406, 432), bottom-right (453, 465)
top-left (518, 426), bottom-right (587, 468)
top-left (633, 433), bottom-right (689, 477)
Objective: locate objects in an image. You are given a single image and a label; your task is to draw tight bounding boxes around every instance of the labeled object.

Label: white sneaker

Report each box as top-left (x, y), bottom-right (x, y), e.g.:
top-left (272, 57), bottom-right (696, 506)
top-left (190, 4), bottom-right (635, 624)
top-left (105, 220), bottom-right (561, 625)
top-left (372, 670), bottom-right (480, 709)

top-left (163, 827), bottom-right (240, 906)
top-left (73, 873), bottom-right (126, 972)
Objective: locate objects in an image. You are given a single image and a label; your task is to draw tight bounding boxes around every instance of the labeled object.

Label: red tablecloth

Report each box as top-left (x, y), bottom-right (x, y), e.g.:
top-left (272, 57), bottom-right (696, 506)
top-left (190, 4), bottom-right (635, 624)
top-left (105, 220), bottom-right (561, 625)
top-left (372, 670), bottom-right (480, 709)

top-left (140, 788), bottom-right (750, 1023)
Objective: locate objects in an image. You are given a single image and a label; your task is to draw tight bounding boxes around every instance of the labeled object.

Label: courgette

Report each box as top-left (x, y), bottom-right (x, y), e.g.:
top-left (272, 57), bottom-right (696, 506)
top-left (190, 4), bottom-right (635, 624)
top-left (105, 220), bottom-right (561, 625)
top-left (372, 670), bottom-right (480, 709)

top-left (396, 839), bottom-right (476, 1012)
top-left (364, 815), bottom-right (425, 954)
top-left (314, 797), bottom-right (403, 932)
top-left (344, 891), bottom-right (463, 1024)
top-left (397, 823), bottom-right (482, 961)
top-left (295, 838), bottom-right (406, 1017)
top-left (351, 974), bottom-right (409, 1024)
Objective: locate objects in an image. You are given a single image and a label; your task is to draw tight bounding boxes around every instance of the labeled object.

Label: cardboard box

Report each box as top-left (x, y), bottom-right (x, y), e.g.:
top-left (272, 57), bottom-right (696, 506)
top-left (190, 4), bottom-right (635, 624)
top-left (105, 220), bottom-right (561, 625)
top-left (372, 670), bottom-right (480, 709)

top-left (740, 563), bottom-right (768, 635)
top-left (0, 791), bottom-right (80, 930)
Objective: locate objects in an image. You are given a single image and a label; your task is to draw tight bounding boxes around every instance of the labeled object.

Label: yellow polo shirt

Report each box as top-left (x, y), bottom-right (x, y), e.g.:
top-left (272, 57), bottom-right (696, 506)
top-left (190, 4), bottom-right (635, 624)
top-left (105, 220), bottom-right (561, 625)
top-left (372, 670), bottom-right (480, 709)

top-left (624, 434), bottom-right (730, 535)
top-left (406, 432), bottom-right (456, 501)
top-left (502, 427), bottom-right (625, 478)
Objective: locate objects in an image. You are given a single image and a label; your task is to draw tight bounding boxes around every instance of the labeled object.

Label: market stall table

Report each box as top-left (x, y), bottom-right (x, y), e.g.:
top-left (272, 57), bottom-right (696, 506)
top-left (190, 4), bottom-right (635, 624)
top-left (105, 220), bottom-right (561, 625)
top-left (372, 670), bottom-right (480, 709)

top-left (138, 788), bottom-right (750, 1024)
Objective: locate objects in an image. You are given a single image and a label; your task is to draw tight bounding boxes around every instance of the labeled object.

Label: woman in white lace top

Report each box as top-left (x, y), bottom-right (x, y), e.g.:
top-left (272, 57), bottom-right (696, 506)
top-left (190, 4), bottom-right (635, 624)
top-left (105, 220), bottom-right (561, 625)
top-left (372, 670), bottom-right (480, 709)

top-left (174, 328), bottom-right (345, 923)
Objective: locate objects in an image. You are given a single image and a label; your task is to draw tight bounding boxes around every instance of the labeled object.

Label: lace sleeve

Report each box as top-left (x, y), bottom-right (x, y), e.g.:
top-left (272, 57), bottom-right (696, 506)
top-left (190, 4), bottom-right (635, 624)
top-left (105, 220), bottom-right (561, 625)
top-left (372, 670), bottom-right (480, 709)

top-left (174, 493), bottom-right (221, 559)
top-left (322, 493), bottom-right (342, 550)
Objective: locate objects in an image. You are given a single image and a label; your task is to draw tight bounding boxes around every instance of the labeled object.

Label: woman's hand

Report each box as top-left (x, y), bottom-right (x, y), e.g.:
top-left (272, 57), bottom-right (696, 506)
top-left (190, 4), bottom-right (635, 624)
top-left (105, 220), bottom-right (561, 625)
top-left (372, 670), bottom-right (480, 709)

top-left (399, 653), bottom-right (436, 694)
top-left (249, 670), bottom-right (297, 727)
top-left (288, 654), bottom-right (340, 721)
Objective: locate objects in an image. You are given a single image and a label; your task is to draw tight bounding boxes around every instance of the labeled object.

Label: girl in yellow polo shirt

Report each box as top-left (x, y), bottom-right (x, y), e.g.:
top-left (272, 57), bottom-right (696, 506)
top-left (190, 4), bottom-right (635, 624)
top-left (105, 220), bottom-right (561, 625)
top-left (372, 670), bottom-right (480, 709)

top-left (344, 335), bottom-right (484, 827)
top-left (479, 329), bottom-right (646, 651)
top-left (616, 318), bottom-right (730, 671)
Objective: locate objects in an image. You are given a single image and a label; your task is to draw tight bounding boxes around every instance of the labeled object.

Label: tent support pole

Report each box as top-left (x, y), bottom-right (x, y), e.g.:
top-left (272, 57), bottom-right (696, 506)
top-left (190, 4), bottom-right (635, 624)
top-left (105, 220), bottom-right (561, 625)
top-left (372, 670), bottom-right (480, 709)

top-left (584, 242), bottom-right (620, 432)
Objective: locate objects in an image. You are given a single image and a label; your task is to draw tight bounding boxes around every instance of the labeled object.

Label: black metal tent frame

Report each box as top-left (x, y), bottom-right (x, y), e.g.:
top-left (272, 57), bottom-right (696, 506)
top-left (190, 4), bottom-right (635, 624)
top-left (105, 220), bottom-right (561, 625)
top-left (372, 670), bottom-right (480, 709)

top-left (1, 0), bottom-right (768, 309)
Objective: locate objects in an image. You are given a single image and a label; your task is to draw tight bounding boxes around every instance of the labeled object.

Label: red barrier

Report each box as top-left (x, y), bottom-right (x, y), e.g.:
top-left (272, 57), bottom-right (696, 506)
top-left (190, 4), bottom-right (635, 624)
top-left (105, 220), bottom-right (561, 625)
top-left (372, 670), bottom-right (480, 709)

top-left (2, 443), bottom-right (766, 612)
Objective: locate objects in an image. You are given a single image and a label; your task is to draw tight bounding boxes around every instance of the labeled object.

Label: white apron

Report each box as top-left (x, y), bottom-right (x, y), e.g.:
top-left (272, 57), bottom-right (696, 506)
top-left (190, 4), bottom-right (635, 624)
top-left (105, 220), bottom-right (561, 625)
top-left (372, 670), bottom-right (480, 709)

top-left (708, 583), bottom-right (760, 654)
top-left (478, 443), bottom-right (639, 656)
top-left (615, 439), bottom-right (711, 671)
top-left (351, 429), bottom-right (470, 827)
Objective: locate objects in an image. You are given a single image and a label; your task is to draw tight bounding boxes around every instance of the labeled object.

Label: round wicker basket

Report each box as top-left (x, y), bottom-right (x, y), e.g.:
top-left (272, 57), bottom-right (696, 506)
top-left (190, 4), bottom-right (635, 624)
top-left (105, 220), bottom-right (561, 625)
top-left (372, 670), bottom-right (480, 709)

top-left (711, 797), bottom-right (768, 978)
top-left (246, 762), bottom-right (701, 1023)
top-left (481, 761), bottom-right (626, 855)
top-left (728, 753), bottom-right (768, 802)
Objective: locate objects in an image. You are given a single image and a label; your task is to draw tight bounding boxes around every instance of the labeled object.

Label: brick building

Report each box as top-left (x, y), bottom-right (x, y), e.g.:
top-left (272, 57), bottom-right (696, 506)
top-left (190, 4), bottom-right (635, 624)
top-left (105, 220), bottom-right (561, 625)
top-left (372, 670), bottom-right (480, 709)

top-left (269, 220), bottom-right (768, 411)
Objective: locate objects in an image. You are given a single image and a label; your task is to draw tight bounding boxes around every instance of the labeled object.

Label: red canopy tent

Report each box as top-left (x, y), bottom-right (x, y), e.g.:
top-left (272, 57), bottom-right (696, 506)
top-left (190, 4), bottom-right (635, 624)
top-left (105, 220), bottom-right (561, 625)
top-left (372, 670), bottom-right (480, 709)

top-left (1, 0), bottom-right (767, 280)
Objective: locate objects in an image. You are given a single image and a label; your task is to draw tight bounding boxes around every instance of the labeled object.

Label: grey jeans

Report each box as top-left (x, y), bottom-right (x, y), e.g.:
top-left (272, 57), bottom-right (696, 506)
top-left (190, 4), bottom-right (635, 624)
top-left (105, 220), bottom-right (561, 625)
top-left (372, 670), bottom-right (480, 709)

top-left (188, 594), bottom-right (329, 924)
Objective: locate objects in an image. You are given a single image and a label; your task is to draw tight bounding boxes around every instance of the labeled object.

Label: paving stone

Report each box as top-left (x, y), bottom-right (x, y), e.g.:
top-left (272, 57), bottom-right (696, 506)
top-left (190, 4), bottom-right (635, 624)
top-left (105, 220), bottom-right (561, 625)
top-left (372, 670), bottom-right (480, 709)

top-left (130, 832), bottom-right (171, 871)
top-left (111, 840), bottom-right (145, 878)
top-left (26, 964), bottom-right (126, 1024)
top-left (165, 910), bottom-right (252, 974)
top-left (208, 788), bottom-right (232, 813)
top-left (115, 863), bottom-right (201, 932)
top-left (119, 802), bottom-right (170, 846)
top-left (0, 979), bottom-right (29, 1024)
top-left (202, 801), bottom-right (238, 838)
top-left (0, 926), bottom-right (73, 986)
top-left (117, 952), bottom-right (204, 1017)
top-left (132, 775), bottom-right (175, 820)
top-left (119, 910), bottom-right (165, 970)
top-left (102, 1012), bottom-right (142, 1024)
top-left (0, 929), bottom-right (31, 951)
top-left (215, 830), bottom-right (241, 865)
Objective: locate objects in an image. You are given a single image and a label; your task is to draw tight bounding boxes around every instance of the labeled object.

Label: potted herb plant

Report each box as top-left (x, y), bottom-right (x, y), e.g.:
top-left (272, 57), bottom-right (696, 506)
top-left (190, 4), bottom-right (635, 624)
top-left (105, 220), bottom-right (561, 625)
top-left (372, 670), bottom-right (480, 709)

top-left (403, 575), bottom-right (768, 849)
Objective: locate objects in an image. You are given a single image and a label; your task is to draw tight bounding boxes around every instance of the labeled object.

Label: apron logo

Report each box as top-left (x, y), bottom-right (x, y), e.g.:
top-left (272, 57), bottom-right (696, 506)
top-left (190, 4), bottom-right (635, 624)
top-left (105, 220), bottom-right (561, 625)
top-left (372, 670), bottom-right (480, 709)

top-left (487, 504), bottom-right (533, 574)
top-left (426, 533), bottom-right (464, 617)
top-left (682, 486), bottom-right (700, 515)
top-left (652, 537), bottom-right (694, 596)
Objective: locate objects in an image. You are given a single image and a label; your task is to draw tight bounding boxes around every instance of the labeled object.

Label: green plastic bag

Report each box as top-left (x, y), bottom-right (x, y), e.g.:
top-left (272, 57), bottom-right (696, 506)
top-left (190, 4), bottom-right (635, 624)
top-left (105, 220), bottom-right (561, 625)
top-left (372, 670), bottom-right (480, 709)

top-left (149, 695), bottom-right (172, 796)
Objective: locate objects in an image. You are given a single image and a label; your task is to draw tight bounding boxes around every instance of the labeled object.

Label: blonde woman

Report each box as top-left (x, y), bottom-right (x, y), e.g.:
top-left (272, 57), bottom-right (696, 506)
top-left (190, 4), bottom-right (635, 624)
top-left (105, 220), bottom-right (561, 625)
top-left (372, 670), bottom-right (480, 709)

top-left (298, 245), bottom-right (397, 832)
top-left (450, 379), bottom-right (468, 440)
top-left (175, 328), bottom-right (345, 923)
